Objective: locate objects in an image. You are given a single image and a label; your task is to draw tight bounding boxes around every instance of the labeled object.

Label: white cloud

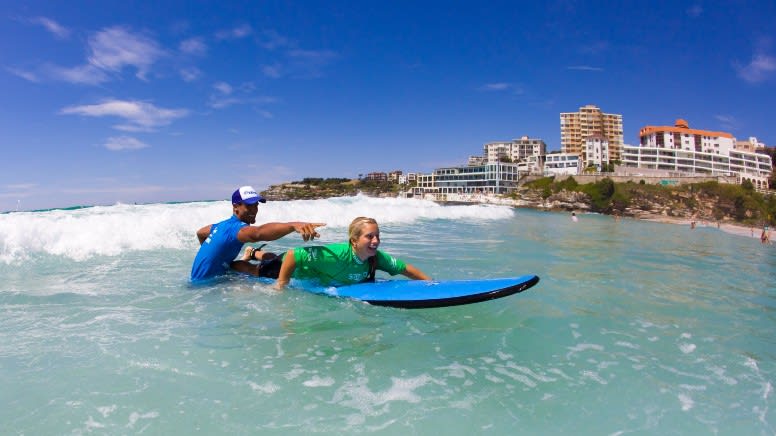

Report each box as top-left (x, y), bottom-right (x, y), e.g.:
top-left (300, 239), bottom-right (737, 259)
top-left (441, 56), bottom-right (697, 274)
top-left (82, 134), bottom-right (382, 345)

top-left (478, 82), bottom-right (525, 95)
top-left (6, 67), bottom-right (40, 82)
top-left (567, 65), bottom-right (604, 72)
top-left (104, 136), bottom-right (150, 151)
top-left (259, 30), bottom-right (292, 50)
top-left (208, 95), bottom-right (276, 110)
top-left (180, 67), bottom-right (202, 82)
top-left (60, 99), bottom-right (188, 132)
top-left (254, 30), bottom-right (338, 78)
top-left (21, 26), bottom-right (165, 85)
top-left (87, 26), bottom-right (165, 80)
top-left (47, 63), bottom-right (108, 85)
top-left (215, 24), bottom-right (253, 40)
top-left (262, 64), bottom-right (282, 78)
top-left (30, 16), bottom-right (70, 39)
top-left (213, 81), bottom-right (233, 95)
top-left (209, 97), bottom-right (241, 109)
top-left (481, 83), bottom-right (511, 91)
top-left (179, 37), bottom-right (207, 56)
top-left (714, 114), bottom-right (739, 131)
top-left (735, 53), bottom-right (776, 84)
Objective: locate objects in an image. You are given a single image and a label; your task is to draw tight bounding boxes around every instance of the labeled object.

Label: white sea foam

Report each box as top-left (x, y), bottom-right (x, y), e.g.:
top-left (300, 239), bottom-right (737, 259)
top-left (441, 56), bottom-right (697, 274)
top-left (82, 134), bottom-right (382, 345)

top-left (248, 381), bottom-right (280, 394)
top-left (580, 370), bottom-right (608, 385)
top-left (303, 375), bottom-right (336, 387)
top-left (97, 405), bottom-right (117, 418)
top-left (332, 374), bottom-right (435, 417)
top-left (0, 195), bottom-right (513, 263)
top-left (678, 393), bottom-right (694, 411)
top-left (615, 341), bottom-right (640, 350)
top-left (566, 343), bottom-right (605, 359)
top-left (437, 361), bottom-right (477, 378)
top-left (126, 411), bottom-right (159, 429)
top-left (492, 367), bottom-right (537, 387)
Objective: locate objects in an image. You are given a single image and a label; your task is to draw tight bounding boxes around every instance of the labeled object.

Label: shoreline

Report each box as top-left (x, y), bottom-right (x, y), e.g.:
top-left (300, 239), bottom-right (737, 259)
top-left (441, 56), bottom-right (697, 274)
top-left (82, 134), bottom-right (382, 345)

top-left (633, 214), bottom-right (759, 239)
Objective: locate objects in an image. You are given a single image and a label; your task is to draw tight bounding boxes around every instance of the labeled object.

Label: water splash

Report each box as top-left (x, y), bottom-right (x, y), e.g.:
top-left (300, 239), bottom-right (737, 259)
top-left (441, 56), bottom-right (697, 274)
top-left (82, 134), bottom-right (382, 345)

top-left (0, 195), bottom-right (513, 263)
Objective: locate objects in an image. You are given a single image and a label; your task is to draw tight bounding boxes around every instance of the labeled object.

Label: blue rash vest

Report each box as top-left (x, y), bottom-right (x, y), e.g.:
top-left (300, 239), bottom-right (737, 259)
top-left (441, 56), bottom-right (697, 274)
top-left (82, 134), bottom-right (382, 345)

top-left (190, 215), bottom-right (247, 281)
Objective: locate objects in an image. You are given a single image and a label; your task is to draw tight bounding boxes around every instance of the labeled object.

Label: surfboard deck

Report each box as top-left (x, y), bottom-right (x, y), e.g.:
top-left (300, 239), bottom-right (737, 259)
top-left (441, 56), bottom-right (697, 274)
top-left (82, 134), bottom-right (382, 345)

top-left (302, 275), bottom-right (540, 309)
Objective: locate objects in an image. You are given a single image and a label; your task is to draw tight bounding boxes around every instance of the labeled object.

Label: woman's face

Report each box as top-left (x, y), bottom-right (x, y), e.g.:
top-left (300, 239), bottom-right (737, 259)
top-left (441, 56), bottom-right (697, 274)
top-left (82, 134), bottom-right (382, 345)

top-left (352, 222), bottom-right (380, 260)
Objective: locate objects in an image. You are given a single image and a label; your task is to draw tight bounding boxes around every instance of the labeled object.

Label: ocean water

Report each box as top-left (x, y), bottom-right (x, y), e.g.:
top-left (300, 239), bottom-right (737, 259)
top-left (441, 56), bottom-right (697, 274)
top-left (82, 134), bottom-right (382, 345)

top-left (1, 195), bottom-right (774, 435)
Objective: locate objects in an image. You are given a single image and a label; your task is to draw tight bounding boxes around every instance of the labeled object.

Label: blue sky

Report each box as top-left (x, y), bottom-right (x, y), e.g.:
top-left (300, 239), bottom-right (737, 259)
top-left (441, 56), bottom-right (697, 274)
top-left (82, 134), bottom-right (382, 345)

top-left (2, 1), bottom-right (775, 211)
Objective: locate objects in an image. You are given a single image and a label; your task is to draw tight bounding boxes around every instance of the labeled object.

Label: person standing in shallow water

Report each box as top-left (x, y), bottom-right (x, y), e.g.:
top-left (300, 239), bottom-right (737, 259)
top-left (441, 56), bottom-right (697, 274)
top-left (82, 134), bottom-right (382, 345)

top-left (190, 186), bottom-right (325, 281)
top-left (274, 217), bottom-right (430, 290)
top-left (571, 212), bottom-right (578, 222)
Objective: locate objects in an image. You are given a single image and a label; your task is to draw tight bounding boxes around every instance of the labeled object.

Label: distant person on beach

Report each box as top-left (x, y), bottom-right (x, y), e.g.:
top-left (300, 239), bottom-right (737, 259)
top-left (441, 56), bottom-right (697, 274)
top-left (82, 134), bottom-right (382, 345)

top-left (571, 212), bottom-right (578, 222)
top-left (190, 186), bottom-right (325, 281)
top-left (762, 225), bottom-right (771, 245)
top-left (273, 216), bottom-right (431, 290)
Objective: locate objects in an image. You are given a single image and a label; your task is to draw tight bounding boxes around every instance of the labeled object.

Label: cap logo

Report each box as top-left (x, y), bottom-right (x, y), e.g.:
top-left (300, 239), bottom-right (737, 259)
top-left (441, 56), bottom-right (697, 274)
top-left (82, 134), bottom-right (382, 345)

top-left (232, 185), bottom-right (266, 204)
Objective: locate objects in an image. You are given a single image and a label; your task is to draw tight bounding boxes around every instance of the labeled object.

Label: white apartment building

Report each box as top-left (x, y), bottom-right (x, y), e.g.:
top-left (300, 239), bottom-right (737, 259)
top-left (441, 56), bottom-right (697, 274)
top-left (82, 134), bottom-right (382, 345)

top-left (468, 155), bottom-right (487, 166)
top-left (735, 137), bottom-right (766, 153)
top-left (398, 172), bottom-right (418, 184)
top-left (584, 134), bottom-right (610, 171)
top-left (482, 141), bottom-right (512, 162)
top-left (482, 136), bottom-right (546, 173)
top-left (561, 104), bottom-right (624, 161)
top-left (544, 153), bottom-right (581, 176)
top-left (622, 119), bottom-right (772, 190)
top-left (639, 119), bottom-right (736, 154)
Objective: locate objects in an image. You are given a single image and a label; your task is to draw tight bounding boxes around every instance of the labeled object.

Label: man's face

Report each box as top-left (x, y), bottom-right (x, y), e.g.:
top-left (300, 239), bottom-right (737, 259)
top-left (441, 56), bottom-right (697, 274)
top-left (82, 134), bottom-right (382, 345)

top-left (233, 202), bottom-right (259, 224)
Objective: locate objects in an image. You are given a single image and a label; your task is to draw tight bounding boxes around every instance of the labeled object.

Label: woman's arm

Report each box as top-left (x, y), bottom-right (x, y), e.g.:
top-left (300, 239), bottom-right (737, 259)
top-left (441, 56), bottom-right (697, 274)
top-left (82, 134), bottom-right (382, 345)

top-left (274, 249), bottom-right (297, 290)
top-left (401, 263), bottom-right (431, 281)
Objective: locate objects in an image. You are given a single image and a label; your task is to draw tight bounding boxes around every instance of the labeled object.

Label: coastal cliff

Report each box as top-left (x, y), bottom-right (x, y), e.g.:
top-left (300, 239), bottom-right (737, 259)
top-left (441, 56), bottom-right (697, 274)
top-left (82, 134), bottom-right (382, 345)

top-left (514, 177), bottom-right (774, 225)
top-left (262, 177), bottom-right (775, 226)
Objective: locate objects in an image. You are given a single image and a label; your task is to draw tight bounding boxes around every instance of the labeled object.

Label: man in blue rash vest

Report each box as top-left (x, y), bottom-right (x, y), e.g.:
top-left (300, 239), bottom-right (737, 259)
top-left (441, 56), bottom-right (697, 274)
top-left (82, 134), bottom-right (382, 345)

top-left (190, 185), bottom-right (325, 281)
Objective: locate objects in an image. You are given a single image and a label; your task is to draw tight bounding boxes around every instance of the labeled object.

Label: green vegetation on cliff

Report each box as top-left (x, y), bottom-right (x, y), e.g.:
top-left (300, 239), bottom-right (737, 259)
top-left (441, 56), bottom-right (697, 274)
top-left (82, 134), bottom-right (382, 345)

top-left (262, 177), bottom-right (406, 200)
top-left (521, 176), bottom-right (776, 225)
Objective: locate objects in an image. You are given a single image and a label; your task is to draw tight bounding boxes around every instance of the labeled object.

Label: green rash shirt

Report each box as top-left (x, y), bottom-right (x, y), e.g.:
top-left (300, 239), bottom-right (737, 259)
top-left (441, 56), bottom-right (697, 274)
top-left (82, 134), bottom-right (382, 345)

top-left (291, 242), bottom-right (407, 286)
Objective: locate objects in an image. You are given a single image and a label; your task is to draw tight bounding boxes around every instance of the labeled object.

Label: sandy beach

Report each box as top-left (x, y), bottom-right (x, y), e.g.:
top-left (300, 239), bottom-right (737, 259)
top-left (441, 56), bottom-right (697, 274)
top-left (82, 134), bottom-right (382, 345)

top-left (637, 215), bottom-right (761, 239)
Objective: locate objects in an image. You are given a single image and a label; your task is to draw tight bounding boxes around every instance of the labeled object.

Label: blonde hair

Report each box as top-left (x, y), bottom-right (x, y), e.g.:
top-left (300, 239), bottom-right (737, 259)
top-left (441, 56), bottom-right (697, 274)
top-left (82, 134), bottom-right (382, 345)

top-left (348, 217), bottom-right (378, 244)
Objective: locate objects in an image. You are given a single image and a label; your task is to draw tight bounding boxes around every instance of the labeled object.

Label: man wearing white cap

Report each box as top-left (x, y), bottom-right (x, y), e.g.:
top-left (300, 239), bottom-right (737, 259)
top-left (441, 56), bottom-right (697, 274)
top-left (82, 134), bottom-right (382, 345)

top-left (190, 186), bottom-right (325, 281)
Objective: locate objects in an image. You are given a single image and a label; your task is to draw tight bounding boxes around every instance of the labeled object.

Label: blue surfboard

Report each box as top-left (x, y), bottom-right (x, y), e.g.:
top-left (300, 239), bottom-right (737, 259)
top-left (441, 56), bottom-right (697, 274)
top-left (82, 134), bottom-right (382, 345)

top-left (301, 275), bottom-right (540, 309)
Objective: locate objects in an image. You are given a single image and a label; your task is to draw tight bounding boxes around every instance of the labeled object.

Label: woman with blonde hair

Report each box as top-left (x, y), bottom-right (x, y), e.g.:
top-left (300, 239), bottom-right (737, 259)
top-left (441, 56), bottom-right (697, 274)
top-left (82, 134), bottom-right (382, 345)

top-left (274, 217), bottom-right (430, 290)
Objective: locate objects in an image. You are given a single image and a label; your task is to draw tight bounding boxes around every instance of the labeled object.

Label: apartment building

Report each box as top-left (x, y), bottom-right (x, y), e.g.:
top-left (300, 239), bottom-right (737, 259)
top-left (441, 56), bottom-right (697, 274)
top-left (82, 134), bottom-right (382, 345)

top-left (735, 137), bottom-right (766, 153)
top-left (622, 119), bottom-right (772, 190)
top-left (482, 136), bottom-right (546, 173)
top-left (560, 104), bottom-right (623, 161)
top-left (411, 162), bottom-right (522, 196)
top-left (544, 152), bottom-right (581, 176)
top-left (584, 134), bottom-right (610, 171)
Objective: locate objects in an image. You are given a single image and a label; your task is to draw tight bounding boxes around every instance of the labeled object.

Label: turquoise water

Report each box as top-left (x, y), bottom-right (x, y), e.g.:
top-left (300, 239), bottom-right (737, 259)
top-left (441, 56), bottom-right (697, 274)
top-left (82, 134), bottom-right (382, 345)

top-left (1, 196), bottom-right (774, 434)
